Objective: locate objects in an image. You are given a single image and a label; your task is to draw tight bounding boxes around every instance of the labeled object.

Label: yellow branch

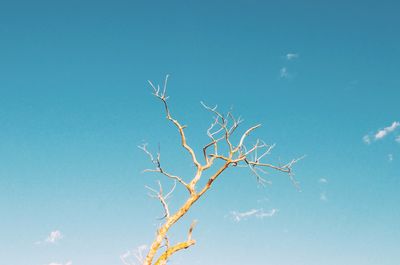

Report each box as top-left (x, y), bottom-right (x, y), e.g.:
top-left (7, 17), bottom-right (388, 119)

top-left (154, 240), bottom-right (196, 265)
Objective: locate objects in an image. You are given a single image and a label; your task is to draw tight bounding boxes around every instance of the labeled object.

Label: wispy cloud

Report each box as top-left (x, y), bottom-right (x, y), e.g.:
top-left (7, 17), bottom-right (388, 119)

top-left (36, 230), bottom-right (63, 245)
top-left (286, 53), bottom-right (299, 60)
top-left (280, 52), bottom-right (298, 78)
top-left (256, 209), bottom-right (278, 218)
top-left (396, 136), bottom-right (400, 143)
top-left (230, 208), bottom-right (277, 222)
top-left (319, 178), bottom-right (328, 184)
top-left (48, 261), bottom-right (71, 265)
top-left (388, 154), bottom-right (393, 162)
top-left (375, 121), bottom-right (399, 139)
top-left (46, 230), bottom-right (63, 243)
top-left (363, 121), bottom-right (400, 144)
top-left (319, 178), bottom-right (328, 201)
top-left (280, 67), bottom-right (290, 79)
top-left (362, 135), bottom-right (371, 144)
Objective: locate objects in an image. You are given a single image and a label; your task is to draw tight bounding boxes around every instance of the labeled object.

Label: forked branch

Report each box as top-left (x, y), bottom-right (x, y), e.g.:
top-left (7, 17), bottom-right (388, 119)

top-left (145, 180), bottom-right (176, 220)
top-left (141, 76), bottom-right (303, 265)
top-left (154, 221), bottom-right (197, 265)
top-left (139, 143), bottom-right (191, 193)
top-left (148, 75), bottom-right (201, 170)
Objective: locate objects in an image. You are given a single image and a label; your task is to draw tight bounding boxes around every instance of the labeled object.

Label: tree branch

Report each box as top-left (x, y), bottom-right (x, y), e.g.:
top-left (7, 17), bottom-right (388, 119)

top-left (138, 143), bottom-right (192, 193)
top-left (154, 221), bottom-right (197, 265)
top-left (149, 75), bottom-right (201, 170)
top-left (145, 180), bottom-right (176, 220)
top-left (234, 124), bottom-right (262, 152)
top-left (141, 76), bottom-right (303, 265)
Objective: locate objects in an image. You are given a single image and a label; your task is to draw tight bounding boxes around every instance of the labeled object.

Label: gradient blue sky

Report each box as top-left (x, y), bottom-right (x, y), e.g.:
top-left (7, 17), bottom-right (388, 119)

top-left (1, 1), bottom-right (399, 264)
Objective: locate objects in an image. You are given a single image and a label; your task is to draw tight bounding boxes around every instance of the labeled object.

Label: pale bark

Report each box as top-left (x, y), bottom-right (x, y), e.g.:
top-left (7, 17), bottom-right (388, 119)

top-left (140, 76), bottom-right (303, 265)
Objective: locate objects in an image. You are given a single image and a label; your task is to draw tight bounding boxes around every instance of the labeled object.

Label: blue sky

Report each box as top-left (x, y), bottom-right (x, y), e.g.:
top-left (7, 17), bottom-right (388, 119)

top-left (1, 0), bottom-right (399, 264)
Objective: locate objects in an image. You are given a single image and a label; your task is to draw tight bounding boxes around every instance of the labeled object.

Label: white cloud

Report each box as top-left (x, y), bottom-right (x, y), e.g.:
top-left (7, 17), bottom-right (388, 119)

top-left (257, 209), bottom-right (278, 218)
top-left (363, 121), bottom-right (400, 144)
top-left (48, 261), bottom-right (71, 265)
top-left (388, 154), bottom-right (393, 162)
top-left (45, 230), bottom-right (63, 244)
top-left (286, 53), bottom-right (299, 60)
top-left (36, 230), bottom-right (63, 245)
top-left (319, 178), bottom-right (328, 183)
top-left (374, 121), bottom-right (400, 140)
top-left (280, 67), bottom-right (289, 78)
top-left (231, 209), bottom-right (258, 222)
top-left (230, 208), bottom-right (277, 222)
top-left (362, 135), bottom-right (371, 144)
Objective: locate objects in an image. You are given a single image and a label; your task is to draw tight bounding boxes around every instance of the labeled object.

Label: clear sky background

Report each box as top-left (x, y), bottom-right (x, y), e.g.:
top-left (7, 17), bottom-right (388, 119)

top-left (1, 0), bottom-right (399, 265)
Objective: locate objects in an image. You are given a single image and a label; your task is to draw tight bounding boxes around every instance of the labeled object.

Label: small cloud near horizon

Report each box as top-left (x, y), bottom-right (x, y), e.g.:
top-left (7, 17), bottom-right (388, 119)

top-left (230, 208), bottom-right (278, 222)
top-left (36, 230), bottom-right (63, 245)
top-left (46, 230), bottom-right (63, 243)
top-left (47, 262), bottom-right (71, 265)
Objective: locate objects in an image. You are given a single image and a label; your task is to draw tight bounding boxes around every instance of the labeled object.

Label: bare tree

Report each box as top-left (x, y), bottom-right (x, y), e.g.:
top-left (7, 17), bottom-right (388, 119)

top-left (138, 75), bottom-right (303, 265)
